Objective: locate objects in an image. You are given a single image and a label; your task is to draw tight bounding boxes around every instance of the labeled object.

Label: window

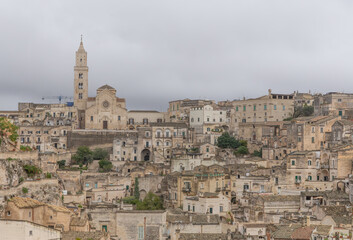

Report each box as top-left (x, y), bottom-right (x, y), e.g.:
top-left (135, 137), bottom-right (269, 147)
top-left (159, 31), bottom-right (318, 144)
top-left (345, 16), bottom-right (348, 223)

top-left (274, 105), bottom-right (277, 110)
top-left (90, 116), bottom-right (93, 121)
top-left (128, 118), bottom-right (134, 125)
top-left (338, 98), bottom-right (342, 102)
top-left (308, 160), bottom-right (312, 166)
top-left (143, 118), bottom-right (148, 125)
top-left (7, 211), bottom-right (10, 216)
top-left (206, 147), bottom-right (209, 152)
top-left (243, 105), bottom-right (246, 111)
top-left (29, 212), bottom-right (31, 218)
top-left (118, 116), bottom-right (121, 121)
top-left (312, 137), bottom-right (315, 143)
top-left (320, 127), bottom-right (323, 133)
top-left (85, 183), bottom-right (90, 187)
top-left (298, 137), bottom-right (302, 142)
top-left (207, 128), bottom-right (210, 131)
top-left (191, 118), bottom-right (194, 122)
top-left (78, 93), bottom-right (83, 99)
top-left (78, 82), bottom-right (83, 89)
top-left (283, 105), bottom-right (285, 110)
top-left (339, 110), bottom-right (343, 116)
top-left (312, 127), bottom-right (315, 133)
top-left (209, 207), bottom-right (213, 214)
top-left (102, 225), bottom-right (108, 232)
top-left (253, 105), bottom-right (256, 111)
top-left (79, 73), bottom-right (83, 79)
top-left (291, 160), bottom-right (295, 166)
top-left (145, 132), bottom-right (150, 137)
top-left (138, 226), bottom-right (144, 240)
top-left (193, 206), bottom-right (195, 212)
top-left (236, 106), bottom-right (239, 111)
top-left (207, 118), bottom-right (210, 122)
top-left (308, 176), bottom-right (312, 181)
top-left (220, 206), bottom-right (223, 212)
top-left (264, 104), bottom-right (267, 110)
top-left (188, 205), bottom-right (191, 211)
top-left (29, 231), bottom-right (33, 236)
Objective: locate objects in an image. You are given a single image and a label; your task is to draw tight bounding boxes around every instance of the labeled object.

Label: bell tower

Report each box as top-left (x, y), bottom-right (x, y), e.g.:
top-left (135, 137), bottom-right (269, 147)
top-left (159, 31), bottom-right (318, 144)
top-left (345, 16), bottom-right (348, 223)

top-left (74, 36), bottom-right (88, 128)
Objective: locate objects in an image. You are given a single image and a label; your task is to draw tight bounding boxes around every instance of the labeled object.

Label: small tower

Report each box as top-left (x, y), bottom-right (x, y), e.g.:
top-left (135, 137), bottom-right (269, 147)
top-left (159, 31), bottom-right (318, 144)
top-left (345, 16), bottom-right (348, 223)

top-left (74, 36), bottom-right (89, 128)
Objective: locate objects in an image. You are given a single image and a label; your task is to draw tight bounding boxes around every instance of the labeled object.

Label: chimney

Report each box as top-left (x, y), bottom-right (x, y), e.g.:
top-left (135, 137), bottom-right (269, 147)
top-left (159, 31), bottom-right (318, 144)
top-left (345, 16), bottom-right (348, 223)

top-left (268, 89), bottom-right (272, 96)
top-left (175, 229), bottom-right (180, 240)
top-left (306, 215), bottom-right (310, 226)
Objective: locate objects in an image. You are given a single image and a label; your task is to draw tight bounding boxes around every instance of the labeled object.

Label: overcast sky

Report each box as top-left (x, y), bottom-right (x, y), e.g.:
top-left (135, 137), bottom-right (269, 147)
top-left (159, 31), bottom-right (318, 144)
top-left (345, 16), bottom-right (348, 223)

top-left (1, 1), bottom-right (353, 111)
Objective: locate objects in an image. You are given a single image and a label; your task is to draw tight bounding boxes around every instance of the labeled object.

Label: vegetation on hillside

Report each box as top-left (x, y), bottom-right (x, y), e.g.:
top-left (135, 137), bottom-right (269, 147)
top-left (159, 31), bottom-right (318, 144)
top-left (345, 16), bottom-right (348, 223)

top-left (217, 132), bottom-right (249, 155)
top-left (122, 192), bottom-right (164, 210)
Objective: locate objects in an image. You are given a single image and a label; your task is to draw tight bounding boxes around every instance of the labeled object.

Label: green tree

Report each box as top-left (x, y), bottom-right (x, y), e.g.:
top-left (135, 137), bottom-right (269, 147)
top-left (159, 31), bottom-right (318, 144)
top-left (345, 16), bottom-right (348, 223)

top-left (236, 146), bottom-right (249, 155)
top-left (57, 160), bottom-right (66, 169)
top-left (92, 148), bottom-right (109, 160)
top-left (98, 159), bottom-right (113, 172)
top-left (136, 192), bottom-right (164, 210)
top-left (72, 146), bottom-right (93, 165)
top-left (253, 148), bottom-right (262, 158)
top-left (293, 104), bottom-right (314, 118)
top-left (134, 178), bottom-right (140, 200)
top-left (217, 132), bottom-right (241, 149)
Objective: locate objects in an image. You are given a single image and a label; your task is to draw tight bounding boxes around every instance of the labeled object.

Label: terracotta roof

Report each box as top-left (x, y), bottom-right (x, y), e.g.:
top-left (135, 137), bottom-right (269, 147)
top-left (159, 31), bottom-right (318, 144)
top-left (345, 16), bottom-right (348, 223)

top-left (70, 217), bottom-right (88, 227)
top-left (97, 84), bottom-right (115, 90)
top-left (261, 195), bottom-right (300, 202)
top-left (291, 226), bottom-right (315, 240)
top-left (179, 233), bottom-right (228, 240)
top-left (47, 204), bottom-right (71, 213)
top-left (10, 197), bottom-right (45, 208)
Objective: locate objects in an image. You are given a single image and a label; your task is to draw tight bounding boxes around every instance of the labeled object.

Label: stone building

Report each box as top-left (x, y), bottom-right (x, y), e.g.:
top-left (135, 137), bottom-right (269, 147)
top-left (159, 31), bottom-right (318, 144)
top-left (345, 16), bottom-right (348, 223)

top-left (229, 89), bottom-right (295, 134)
top-left (127, 110), bottom-right (166, 129)
top-left (183, 192), bottom-right (230, 216)
top-left (168, 99), bottom-right (215, 123)
top-left (0, 219), bottom-right (62, 240)
top-left (3, 197), bottom-right (72, 231)
top-left (314, 92), bottom-right (353, 117)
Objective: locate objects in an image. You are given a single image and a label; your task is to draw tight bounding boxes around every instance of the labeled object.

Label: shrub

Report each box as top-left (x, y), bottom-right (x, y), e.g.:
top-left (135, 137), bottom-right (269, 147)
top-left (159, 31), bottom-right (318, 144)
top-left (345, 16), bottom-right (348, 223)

top-left (22, 187), bottom-right (28, 194)
top-left (92, 148), bottom-right (109, 160)
top-left (20, 145), bottom-right (32, 152)
top-left (98, 159), bottom-right (113, 172)
top-left (253, 148), bottom-right (262, 158)
top-left (122, 196), bottom-right (139, 205)
top-left (46, 173), bottom-right (52, 179)
top-left (57, 160), bottom-right (66, 169)
top-left (19, 177), bottom-right (24, 183)
top-left (23, 165), bottom-right (41, 177)
top-left (236, 146), bottom-right (249, 155)
top-left (136, 192), bottom-right (164, 210)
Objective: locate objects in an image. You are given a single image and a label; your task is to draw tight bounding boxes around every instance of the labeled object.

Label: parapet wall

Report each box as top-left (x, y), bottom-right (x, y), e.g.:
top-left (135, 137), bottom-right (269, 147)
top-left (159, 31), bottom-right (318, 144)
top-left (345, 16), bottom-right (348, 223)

top-left (67, 130), bottom-right (138, 149)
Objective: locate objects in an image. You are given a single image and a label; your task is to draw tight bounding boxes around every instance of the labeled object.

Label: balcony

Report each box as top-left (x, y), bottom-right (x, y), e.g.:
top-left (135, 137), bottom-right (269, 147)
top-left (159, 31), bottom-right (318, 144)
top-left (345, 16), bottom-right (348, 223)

top-left (295, 180), bottom-right (301, 184)
top-left (216, 187), bottom-right (221, 192)
top-left (182, 187), bottom-right (191, 192)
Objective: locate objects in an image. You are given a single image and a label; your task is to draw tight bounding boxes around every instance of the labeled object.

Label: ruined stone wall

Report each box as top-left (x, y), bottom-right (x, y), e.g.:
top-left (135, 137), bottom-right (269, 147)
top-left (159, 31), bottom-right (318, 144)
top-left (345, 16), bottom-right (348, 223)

top-left (67, 130), bottom-right (136, 149)
top-left (115, 210), bottom-right (166, 240)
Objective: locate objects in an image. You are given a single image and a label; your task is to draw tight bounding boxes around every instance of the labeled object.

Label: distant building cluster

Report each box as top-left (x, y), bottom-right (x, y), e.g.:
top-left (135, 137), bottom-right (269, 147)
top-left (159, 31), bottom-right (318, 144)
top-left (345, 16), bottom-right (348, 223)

top-left (1, 40), bottom-right (353, 240)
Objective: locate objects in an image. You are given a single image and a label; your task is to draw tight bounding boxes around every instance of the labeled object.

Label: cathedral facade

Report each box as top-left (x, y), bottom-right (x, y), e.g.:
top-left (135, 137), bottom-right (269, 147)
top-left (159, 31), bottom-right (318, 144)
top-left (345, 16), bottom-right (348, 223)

top-left (74, 40), bottom-right (128, 130)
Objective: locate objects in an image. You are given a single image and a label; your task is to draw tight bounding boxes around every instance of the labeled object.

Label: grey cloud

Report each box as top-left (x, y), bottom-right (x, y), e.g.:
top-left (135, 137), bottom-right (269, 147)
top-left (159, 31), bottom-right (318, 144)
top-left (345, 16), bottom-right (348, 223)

top-left (1, 0), bottom-right (353, 110)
